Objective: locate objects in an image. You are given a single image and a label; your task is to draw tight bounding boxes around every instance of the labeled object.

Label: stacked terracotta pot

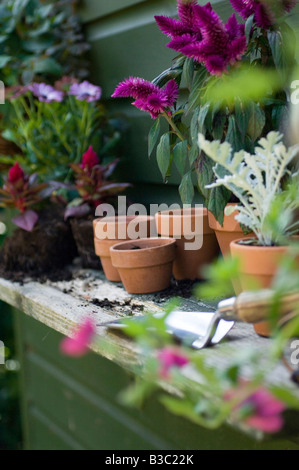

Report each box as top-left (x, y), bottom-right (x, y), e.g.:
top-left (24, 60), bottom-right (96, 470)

top-left (93, 215), bottom-right (154, 283)
top-left (155, 207), bottom-right (219, 281)
top-left (93, 208), bottom-right (222, 294)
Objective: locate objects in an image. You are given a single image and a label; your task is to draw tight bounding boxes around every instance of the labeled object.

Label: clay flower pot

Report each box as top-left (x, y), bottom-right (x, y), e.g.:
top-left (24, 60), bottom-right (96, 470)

top-left (93, 215), bottom-right (155, 282)
top-left (208, 203), bottom-right (253, 257)
top-left (70, 217), bottom-right (101, 270)
top-left (230, 238), bottom-right (297, 337)
top-left (155, 207), bottom-right (219, 280)
top-left (110, 238), bottom-right (176, 294)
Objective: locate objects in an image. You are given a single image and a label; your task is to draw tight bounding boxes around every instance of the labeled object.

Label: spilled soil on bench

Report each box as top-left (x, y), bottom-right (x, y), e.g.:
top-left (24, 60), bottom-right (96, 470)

top-left (0, 206), bottom-right (78, 283)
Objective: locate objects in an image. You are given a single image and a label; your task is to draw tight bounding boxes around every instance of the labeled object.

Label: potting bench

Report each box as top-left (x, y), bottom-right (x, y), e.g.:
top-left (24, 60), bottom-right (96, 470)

top-left (0, 267), bottom-right (299, 450)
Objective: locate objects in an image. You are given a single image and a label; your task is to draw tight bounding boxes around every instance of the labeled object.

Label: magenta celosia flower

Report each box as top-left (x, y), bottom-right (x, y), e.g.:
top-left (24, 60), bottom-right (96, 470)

top-left (226, 382), bottom-right (286, 434)
top-left (60, 318), bottom-right (96, 357)
top-left (28, 83), bottom-right (64, 103)
top-left (69, 81), bottom-right (102, 102)
top-left (157, 346), bottom-right (189, 379)
top-left (8, 162), bottom-right (25, 184)
top-left (230, 0), bottom-right (297, 29)
top-left (155, 1), bottom-right (247, 76)
top-left (81, 146), bottom-right (100, 170)
top-left (112, 77), bottom-right (179, 118)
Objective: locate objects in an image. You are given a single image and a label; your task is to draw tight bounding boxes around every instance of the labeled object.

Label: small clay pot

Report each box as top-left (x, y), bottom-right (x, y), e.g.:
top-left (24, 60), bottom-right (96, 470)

top-left (93, 215), bottom-right (155, 282)
top-left (94, 238), bottom-right (122, 282)
top-left (208, 203), bottom-right (254, 257)
top-left (70, 217), bottom-right (101, 270)
top-left (155, 207), bottom-right (219, 280)
top-left (230, 238), bottom-right (298, 337)
top-left (110, 238), bottom-right (176, 294)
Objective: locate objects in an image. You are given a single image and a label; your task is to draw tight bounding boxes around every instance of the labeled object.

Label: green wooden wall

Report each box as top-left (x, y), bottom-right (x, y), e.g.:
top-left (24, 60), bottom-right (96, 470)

top-left (10, 0), bottom-right (299, 450)
top-left (14, 310), bottom-right (299, 450)
top-left (78, 0), bottom-right (233, 206)
top-left (78, 0), bottom-right (299, 206)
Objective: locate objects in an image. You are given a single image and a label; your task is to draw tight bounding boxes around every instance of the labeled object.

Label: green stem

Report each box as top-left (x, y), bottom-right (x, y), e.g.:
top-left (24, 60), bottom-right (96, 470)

top-left (48, 105), bottom-right (72, 154)
top-left (162, 112), bottom-right (190, 149)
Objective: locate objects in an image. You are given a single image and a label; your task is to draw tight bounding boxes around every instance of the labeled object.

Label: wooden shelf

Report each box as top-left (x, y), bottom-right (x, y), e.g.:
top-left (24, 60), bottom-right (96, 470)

top-left (0, 266), bottom-right (296, 392)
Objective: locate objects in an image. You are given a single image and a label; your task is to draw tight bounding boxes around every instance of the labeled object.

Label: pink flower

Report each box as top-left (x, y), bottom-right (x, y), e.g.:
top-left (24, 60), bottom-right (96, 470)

top-left (112, 77), bottom-right (179, 119)
top-left (28, 83), bottom-right (64, 103)
top-left (155, 1), bottom-right (247, 76)
top-left (226, 382), bottom-right (286, 434)
top-left (81, 146), bottom-right (100, 170)
top-left (69, 81), bottom-right (102, 102)
top-left (60, 318), bottom-right (96, 357)
top-left (8, 162), bottom-right (25, 184)
top-left (157, 346), bottom-right (189, 379)
top-left (230, 0), bottom-right (297, 29)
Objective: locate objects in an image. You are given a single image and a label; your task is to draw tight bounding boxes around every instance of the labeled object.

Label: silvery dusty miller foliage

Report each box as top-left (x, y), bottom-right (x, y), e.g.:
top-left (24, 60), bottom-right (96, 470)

top-left (198, 131), bottom-right (299, 246)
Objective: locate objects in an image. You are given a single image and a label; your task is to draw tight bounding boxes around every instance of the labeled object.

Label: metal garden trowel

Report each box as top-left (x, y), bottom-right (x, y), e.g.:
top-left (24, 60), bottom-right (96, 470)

top-left (100, 290), bottom-right (299, 349)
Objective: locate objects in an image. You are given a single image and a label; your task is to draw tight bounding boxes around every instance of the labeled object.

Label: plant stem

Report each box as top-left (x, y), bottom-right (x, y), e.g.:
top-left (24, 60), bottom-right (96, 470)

top-left (162, 112), bottom-right (190, 149)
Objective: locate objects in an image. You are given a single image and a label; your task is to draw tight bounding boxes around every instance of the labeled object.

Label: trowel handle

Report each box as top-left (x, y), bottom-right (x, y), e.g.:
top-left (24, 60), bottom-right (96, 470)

top-left (218, 290), bottom-right (299, 324)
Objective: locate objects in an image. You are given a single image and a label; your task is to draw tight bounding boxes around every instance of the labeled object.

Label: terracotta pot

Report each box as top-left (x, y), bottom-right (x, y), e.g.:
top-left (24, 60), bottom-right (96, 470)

top-left (208, 203), bottom-right (253, 257)
top-left (93, 215), bottom-right (155, 282)
top-left (94, 238), bottom-right (122, 282)
top-left (70, 217), bottom-right (101, 270)
top-left (110, 238), bottom-right (176, 294)
top-left (155, 207), bottom-right (219, 280)
top-left (230, 238), bottom-right (297, 337)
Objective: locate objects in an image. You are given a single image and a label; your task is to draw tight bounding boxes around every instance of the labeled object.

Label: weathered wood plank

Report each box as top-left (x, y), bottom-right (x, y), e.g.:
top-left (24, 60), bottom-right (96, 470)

top-left (2, 267), bottom-right (299, 441)
top-left (0, 268), bottom-right (296, 388)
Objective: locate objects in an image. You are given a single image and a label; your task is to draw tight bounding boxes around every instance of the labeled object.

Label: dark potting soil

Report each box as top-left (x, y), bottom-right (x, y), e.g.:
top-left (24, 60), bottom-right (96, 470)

top-left (70, 216), bottom-right (102, 270)
top-left (0, 206), bottom-right (78, 283)
top-left (150, 278), bottom-right (199, 303)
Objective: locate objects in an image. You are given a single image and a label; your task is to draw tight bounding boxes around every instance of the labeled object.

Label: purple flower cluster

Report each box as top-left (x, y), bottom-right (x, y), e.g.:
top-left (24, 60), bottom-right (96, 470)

top-left (112, 77), bottom-right (179, 119)
top-left (28, 83), bottom-right (64, 103)
top-left (69, 81), bottom-right (102, 102)
top-left (21, 80), bottom-right (102, 104)
top-left (155, 0), bottom-right (247, 76)
top-left (230, 0), bottom-right (297, 29)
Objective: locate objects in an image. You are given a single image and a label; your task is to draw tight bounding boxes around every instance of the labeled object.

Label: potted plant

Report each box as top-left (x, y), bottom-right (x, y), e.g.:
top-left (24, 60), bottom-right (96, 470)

top-left (110, 237), bottom-right (177, 294)
top-left (2, 79), bottom-right (106, 182)
top-left (112, 0), bottom-right (296, 239)
top-left (207, 204), bottom-right (254, 256)
top-left (64, 146), bottom-right (131, 269)
top-left (0, 0), bottom-right (89, 87)
top-left (0, 0), bottom-right (90, 155)
top-left (198, 130), bottom-right (299, 336)
top-left (0, 162), bottom-right (77, 281)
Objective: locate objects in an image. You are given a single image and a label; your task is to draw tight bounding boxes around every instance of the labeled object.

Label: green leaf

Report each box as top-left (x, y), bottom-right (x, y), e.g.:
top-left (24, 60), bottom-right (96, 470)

top-left (189, 143), bottom-right (199, 165)
top-left (272, 105), bottom-right (288, 130)
top-left (196, 156), bottom-right (214, 200)
top-left (173, 140), bottom-right (188, 176)
top-left (187, 67), bottom-right (208, 112)
top-left (267, 30), bottom-right (284, 71)
top-left (245, 14), bottom-right (254, 42)
top-left (179, 171), bottom-right (194, 205)
top-left (226, 115), bottom-right (244, 152)
top-left (148, 117), bottom-right (161, 158)
top-left (156, 133), bottom-right (171, 181)
top-left (234, 98), bottom-right (250, 139)
top-left (33, 57), bottom-right (62, 76)
top-left (0, 55), bottom-right (11, 67)
top-left (207, 186), bottom-right (231, 226)
top-left (247, 103), bottom-right (266, 142)
top-left (212, 112), bottom-right (226, 140)
top-left (182, 57), bottom-right (194, 91)
top-left (189, 108), bottom-right (199, 145)
top-left (198, 103), bottom-right (210, 135)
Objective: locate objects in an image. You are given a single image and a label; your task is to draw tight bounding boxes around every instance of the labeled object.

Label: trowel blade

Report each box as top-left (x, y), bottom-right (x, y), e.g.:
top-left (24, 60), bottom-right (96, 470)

top-left (101, 310), bottom-right (234, 347)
